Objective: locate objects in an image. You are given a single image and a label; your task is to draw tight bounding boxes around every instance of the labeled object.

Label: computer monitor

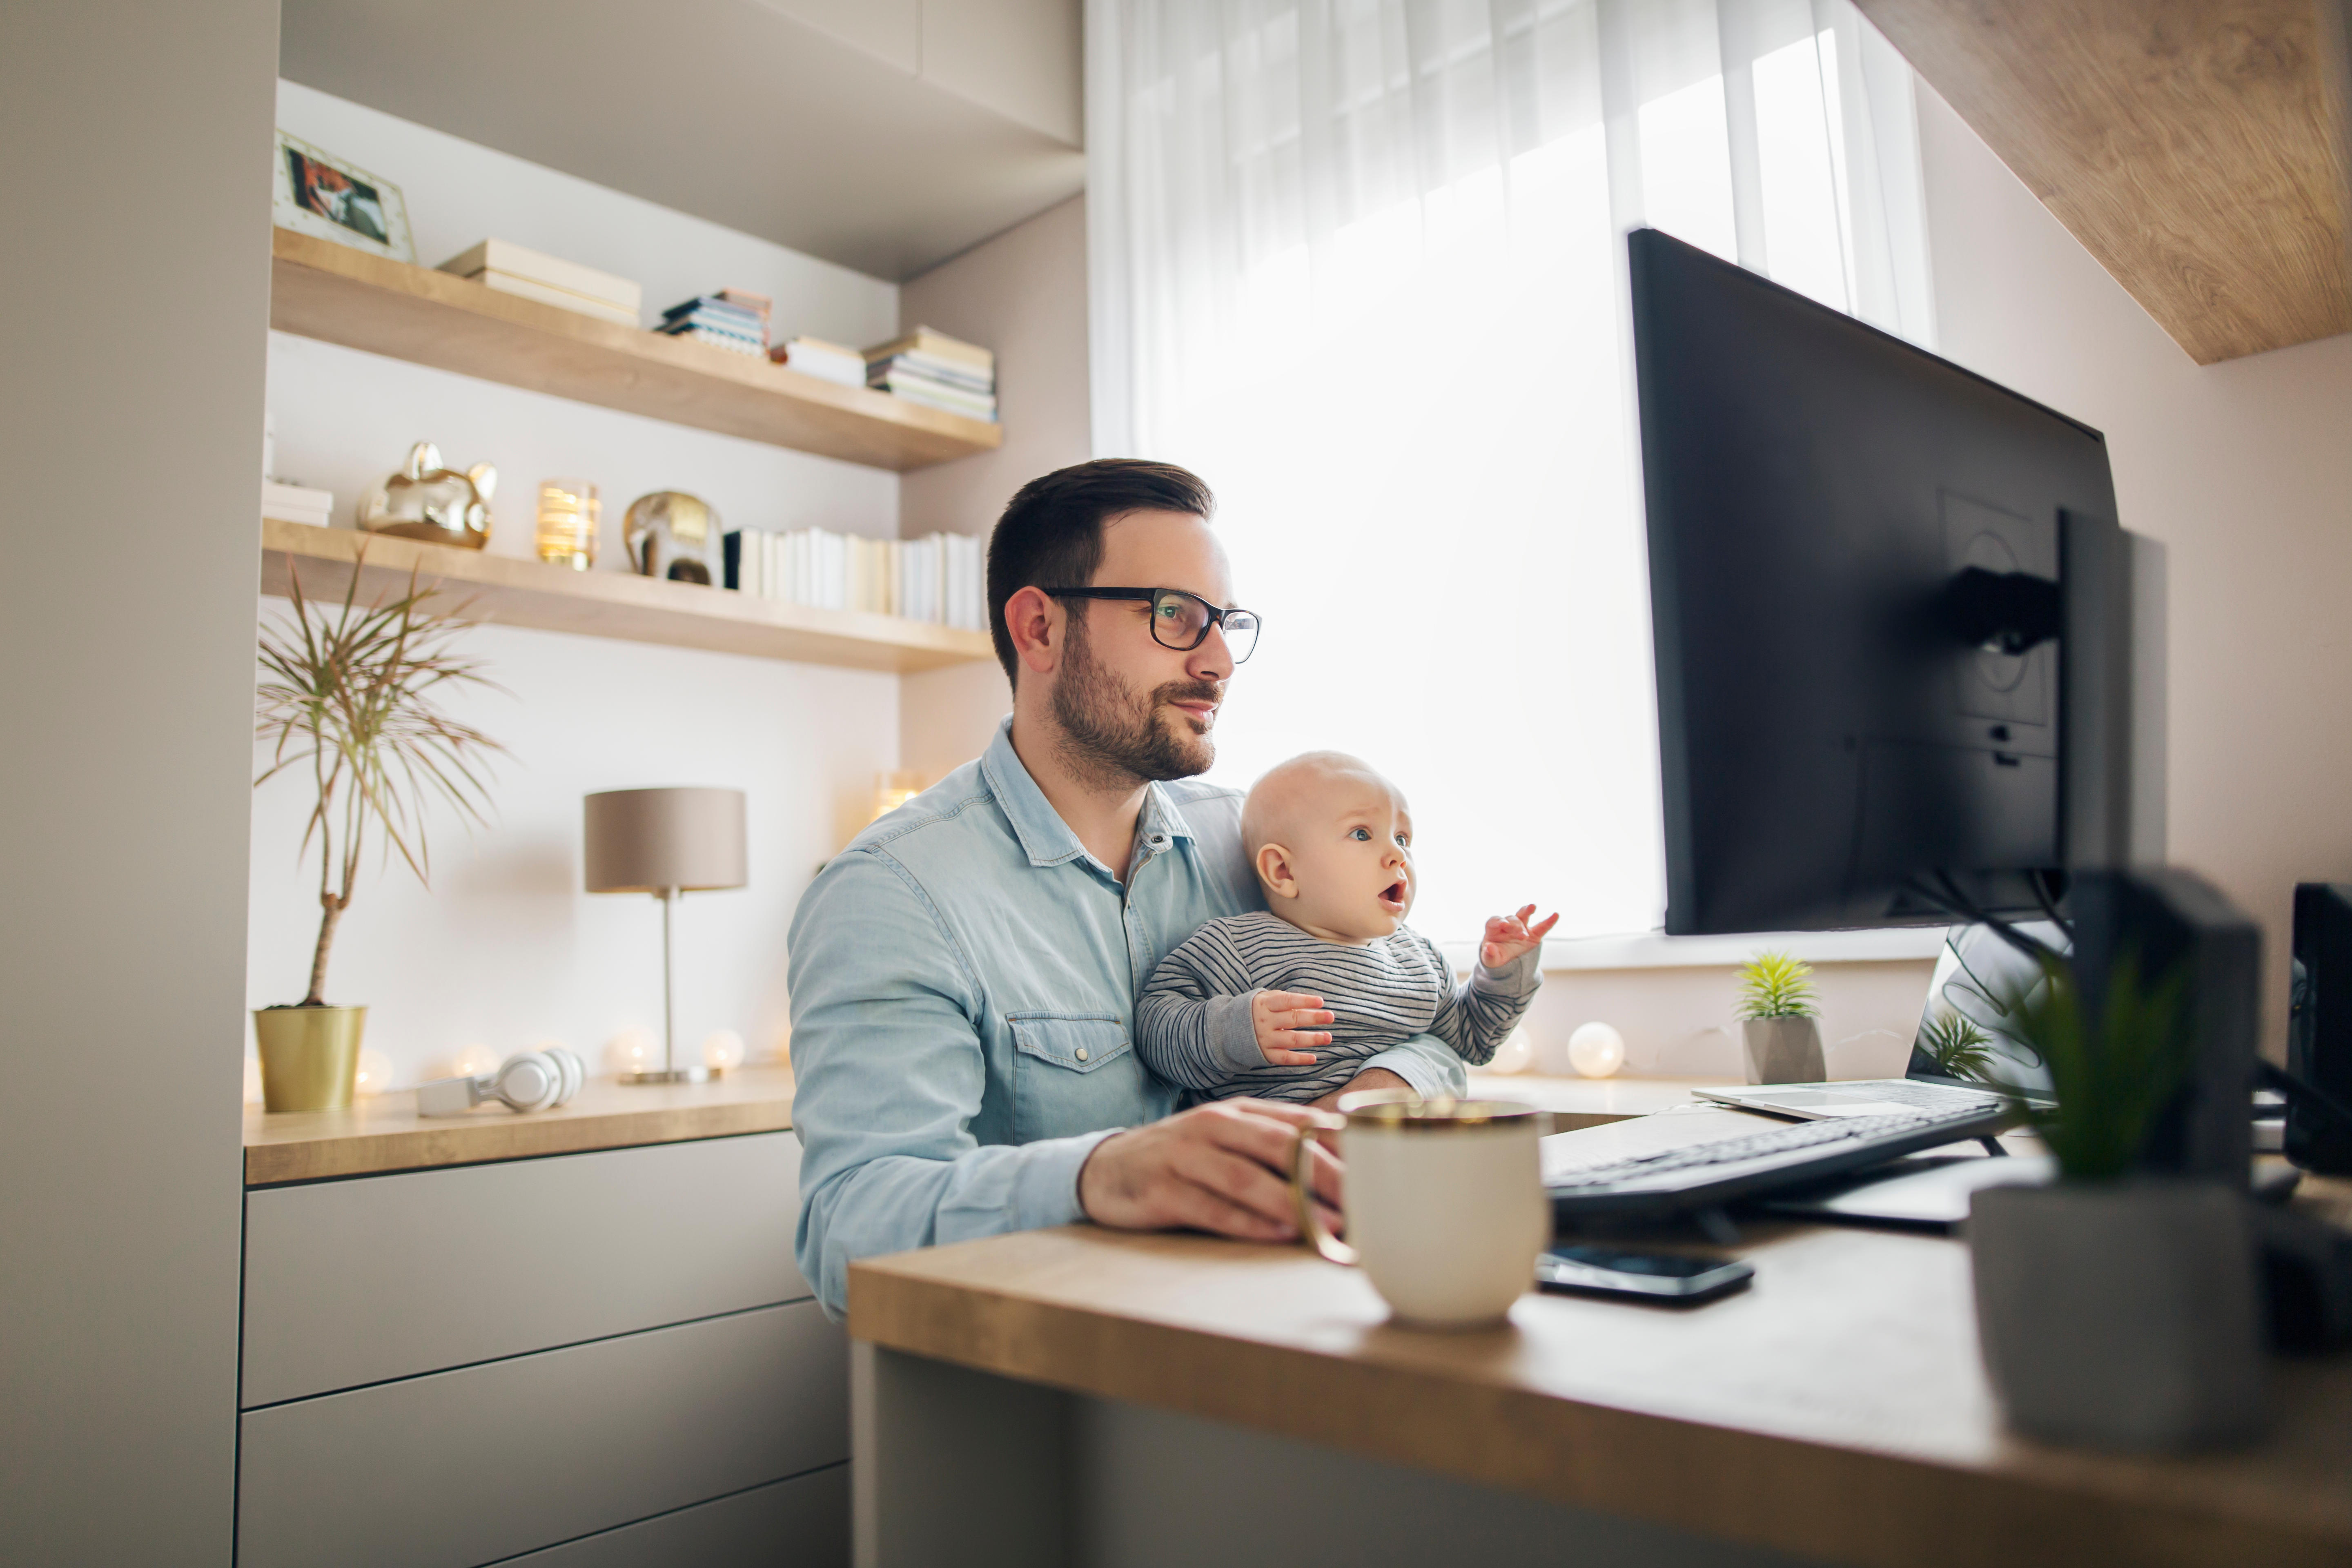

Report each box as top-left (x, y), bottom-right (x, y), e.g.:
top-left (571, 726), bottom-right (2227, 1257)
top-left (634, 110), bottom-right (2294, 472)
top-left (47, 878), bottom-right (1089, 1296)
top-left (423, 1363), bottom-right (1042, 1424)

top-left (2288, 883), bottom-right (2352, 1173)
top-left (1629, 227), bottom-right (2145, 935)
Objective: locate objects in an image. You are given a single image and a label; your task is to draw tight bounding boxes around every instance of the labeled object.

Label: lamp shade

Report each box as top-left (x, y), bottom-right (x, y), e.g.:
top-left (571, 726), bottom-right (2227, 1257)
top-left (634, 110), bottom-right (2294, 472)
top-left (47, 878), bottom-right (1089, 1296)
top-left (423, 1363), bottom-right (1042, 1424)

top-left (584, 787), bottom-right (747, 893)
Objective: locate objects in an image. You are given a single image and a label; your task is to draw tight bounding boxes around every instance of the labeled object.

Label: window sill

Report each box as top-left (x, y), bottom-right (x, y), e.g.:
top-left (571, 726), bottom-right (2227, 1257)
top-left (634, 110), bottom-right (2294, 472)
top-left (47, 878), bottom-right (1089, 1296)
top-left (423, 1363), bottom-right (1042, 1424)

top-left (1437, 926), bottom-right (1949, 973)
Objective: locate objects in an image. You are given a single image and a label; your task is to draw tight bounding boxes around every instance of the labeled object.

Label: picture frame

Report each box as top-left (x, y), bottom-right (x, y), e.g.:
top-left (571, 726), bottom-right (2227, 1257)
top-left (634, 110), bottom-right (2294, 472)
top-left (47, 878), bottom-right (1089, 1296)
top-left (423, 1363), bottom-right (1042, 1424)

top-left (272, 130), bottom-right (415, 263)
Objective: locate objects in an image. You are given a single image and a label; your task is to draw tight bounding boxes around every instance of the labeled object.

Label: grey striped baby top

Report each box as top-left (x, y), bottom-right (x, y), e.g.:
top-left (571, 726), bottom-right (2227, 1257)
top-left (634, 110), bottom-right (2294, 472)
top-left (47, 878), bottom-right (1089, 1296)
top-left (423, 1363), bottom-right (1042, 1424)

top-left (1134, 910), bottom-right (1542, 1102)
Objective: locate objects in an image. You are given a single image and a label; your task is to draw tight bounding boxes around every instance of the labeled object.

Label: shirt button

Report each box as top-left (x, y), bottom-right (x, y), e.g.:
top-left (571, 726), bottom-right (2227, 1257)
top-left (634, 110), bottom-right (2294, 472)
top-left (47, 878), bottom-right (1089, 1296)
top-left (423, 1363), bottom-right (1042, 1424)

top-left (1076, 1047), bottom-right (1090, 1062)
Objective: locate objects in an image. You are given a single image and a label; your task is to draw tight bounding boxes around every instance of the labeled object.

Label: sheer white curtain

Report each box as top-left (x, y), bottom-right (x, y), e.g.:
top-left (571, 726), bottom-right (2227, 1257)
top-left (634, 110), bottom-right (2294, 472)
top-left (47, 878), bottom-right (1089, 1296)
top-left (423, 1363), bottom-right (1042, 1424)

top-left (1087, 0), bottom-right (1933, 942)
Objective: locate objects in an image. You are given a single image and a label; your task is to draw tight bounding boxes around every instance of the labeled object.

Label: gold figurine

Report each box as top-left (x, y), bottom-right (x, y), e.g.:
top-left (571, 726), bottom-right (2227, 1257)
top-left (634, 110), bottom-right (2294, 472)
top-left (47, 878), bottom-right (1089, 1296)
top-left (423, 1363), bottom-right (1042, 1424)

top-left (359, 441), bottom-right (496, 549)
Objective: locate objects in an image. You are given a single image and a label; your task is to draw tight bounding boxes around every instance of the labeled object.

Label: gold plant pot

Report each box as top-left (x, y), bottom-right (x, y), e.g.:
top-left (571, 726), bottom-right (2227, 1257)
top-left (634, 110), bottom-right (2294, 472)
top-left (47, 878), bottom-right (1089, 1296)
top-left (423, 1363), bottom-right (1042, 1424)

top-left (253, 1005), bottom-right (367, 1112)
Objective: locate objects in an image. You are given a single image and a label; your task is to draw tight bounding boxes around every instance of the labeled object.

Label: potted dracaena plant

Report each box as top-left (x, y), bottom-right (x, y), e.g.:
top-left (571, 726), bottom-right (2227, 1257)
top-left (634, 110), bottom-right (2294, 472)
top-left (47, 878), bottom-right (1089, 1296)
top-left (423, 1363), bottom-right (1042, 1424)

top-left (252, 560), bottom-right (503, 1111)
top-left (1969, 950), bottom-right (2266, 1452)
top-left (1735, 951), bottom-right (1824, 1083)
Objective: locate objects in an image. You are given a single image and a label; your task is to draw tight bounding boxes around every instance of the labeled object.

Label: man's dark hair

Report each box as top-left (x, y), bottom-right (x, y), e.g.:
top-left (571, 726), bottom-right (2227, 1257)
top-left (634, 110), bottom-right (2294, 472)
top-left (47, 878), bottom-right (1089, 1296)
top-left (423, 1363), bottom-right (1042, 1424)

top-left (986, 459), bottom-right (1216, 683)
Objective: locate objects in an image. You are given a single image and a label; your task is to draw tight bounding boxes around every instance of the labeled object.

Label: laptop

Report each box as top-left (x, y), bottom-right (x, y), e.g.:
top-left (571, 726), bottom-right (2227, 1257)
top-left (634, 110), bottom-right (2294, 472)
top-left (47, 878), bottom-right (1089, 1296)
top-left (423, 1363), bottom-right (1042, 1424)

top-left (1693, 922), bottom-right (2061, 1121)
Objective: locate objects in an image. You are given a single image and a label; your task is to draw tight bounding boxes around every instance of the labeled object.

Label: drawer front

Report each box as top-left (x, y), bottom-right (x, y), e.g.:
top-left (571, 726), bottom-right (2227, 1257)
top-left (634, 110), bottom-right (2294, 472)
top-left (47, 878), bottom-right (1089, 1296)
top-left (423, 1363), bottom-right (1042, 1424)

top-left (237, 1300), bottom-right (848, 1568)
top-left (244, 1131), bottom-right (804, 1407)
top-left (501, 1466), bottom-right (848, 1566)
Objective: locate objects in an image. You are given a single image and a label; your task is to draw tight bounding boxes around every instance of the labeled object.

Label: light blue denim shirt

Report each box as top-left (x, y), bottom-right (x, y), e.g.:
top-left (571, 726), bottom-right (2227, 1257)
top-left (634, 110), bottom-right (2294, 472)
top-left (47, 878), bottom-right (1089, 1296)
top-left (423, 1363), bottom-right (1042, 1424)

top-left (787, 718), bottom-right (1470, 1317)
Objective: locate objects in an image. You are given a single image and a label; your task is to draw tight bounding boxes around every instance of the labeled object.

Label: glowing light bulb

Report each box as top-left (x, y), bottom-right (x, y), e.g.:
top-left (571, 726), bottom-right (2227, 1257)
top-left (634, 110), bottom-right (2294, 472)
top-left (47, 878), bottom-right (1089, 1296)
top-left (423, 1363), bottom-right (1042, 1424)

top-left (1568, 1022), bottom-right (1626, 1078)
top-left (354, 1048), bottom-right (394, 1098)
top-left (451, 1042), bottom-right (501, 1079)
top-left (243, 1055), bottom-right (264, 1105)
top-left (606, 1027), bottom-right (659, 1075)
top-left (1486, 1025), bottom-right (1536, 1075)
top-left (702, 1029), bottom-right (746, 1071)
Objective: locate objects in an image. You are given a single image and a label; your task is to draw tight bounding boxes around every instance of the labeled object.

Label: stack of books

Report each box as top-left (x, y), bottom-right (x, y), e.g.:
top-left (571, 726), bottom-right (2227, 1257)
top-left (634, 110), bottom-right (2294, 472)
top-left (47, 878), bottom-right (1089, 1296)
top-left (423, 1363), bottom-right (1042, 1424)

top-left (768, 336), bottom-right (866, 389)
top-left (863, 328), bottom-right (996, 422)
top-left (726, 527), bottom-right (987, 630)
top-left (262, 481), bottom-right (334, 528)
top-left (438, 239), bottom-right (642, 327)
top-left (657, 289), bottom-right (770, 356)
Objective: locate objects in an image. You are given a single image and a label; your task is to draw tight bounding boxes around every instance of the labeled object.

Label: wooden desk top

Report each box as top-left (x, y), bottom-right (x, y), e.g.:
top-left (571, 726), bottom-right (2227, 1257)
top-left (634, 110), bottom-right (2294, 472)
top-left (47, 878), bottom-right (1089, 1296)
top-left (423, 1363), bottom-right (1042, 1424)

top-left (850, 1109), bottom-right (2352, 1568)
top-left (241, 1065), bottom-right (796, 1185)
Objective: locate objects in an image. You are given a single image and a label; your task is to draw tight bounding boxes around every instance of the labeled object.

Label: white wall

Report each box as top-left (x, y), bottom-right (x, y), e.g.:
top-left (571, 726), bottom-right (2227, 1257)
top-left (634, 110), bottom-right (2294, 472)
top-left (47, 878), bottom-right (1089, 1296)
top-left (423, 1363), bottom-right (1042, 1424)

top-left (255, 85), bottom-right (909, 1087)
top-left (1519, 960), bottom-right (1935, 1082)
top-left (1, 4), bottom-right (276, 1559)
top-left (897, 194), bottom-right (1094, 779)
top-left (1916, 85), bottom-right (2352, 1047)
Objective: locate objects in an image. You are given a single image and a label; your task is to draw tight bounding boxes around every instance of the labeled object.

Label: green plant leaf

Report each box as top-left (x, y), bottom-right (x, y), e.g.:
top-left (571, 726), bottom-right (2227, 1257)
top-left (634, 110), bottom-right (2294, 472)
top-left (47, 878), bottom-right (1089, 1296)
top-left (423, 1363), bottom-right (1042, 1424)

top-left (1736, 950), bottom-right (1820, 1020)
top-left (2002, 951), bottom-right (2193, 1180)
top-left (254, 556), bottom-right (507, 1002)
top-left (1919, 1009), bottom-right (1997, 1082)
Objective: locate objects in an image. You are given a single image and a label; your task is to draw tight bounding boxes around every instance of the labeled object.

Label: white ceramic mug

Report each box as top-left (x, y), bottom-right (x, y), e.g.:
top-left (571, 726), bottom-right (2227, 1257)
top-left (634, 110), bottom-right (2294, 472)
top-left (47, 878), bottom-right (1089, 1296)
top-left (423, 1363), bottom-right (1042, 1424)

top-left (1288, 1092), bottom-right (1551, 1328)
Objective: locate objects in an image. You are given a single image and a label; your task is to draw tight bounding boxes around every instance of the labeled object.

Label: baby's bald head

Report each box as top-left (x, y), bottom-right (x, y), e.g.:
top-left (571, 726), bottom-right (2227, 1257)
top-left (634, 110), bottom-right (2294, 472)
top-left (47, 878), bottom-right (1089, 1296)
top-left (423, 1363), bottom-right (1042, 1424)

top-left (1243, 751), bottom-right (1382, 861)
top-left (1243, 752), bottom-right (1417, 941)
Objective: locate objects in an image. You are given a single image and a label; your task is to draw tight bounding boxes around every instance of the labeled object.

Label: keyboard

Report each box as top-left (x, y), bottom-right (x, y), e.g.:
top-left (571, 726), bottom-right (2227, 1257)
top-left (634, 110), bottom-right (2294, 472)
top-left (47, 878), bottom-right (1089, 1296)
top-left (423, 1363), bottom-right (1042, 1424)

top-left (1545, 1105), bottom-right (2010, 1223)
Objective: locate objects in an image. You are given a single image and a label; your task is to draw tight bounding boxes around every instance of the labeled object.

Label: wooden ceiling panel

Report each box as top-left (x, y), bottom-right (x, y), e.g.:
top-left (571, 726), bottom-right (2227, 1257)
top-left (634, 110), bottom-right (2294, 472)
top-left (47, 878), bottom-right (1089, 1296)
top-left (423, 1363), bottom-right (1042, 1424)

top-left (1860, 0), bottom-right (2352, 363)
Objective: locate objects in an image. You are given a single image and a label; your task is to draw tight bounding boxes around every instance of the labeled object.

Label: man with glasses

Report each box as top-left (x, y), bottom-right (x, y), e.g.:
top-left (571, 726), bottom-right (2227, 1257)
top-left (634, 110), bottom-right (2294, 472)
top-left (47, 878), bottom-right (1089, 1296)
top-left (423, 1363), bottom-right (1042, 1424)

top-left (786, 459), bottom-right (1467, 1317)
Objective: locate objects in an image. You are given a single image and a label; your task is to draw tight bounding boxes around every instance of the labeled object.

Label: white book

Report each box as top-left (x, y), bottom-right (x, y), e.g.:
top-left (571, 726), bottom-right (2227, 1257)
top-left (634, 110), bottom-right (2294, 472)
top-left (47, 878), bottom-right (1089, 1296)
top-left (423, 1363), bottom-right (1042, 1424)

top-left (438, 239), bottom-right (644, 316)
top-left (472, 270), bottom-right (641, 327)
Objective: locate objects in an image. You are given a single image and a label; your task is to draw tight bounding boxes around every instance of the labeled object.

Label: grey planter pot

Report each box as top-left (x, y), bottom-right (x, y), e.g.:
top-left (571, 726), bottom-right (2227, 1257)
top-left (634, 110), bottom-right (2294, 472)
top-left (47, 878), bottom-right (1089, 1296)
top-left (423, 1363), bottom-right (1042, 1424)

top-left (1740, 1015), bottom-right (1824, 1084)
top-left (1969, 1180), bottom-right (2267, 1452)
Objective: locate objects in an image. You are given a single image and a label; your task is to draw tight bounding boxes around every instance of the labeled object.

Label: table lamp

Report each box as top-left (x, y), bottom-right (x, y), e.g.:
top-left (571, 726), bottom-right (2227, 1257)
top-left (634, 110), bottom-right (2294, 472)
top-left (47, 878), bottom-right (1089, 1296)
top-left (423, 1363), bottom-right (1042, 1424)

top-left (584, 786), bottom-right (748, 1084)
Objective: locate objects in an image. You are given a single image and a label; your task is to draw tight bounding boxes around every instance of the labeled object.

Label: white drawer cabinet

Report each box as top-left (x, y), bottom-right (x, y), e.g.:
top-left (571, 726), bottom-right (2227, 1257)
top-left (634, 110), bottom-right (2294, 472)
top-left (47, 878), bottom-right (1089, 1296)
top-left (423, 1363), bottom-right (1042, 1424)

top-left (243, 1133), bottom-right (807, 1407)
top-left (236, 1130), bottom-right (844, 1566)
top-left (501, 1469), bottom-right (850, 1566)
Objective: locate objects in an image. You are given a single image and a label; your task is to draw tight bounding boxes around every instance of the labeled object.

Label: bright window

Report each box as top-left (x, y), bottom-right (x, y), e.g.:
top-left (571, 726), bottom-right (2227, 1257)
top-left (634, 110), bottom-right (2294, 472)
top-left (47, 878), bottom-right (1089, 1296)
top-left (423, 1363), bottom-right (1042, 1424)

top-left (1089, 0), bottom-right (1933, 941)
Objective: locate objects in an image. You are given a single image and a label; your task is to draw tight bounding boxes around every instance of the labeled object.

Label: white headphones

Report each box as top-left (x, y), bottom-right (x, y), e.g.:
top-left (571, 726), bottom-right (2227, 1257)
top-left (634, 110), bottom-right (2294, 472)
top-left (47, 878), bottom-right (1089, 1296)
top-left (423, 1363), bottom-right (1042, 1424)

top-left (415, 1046), bottom-right (585, 1117)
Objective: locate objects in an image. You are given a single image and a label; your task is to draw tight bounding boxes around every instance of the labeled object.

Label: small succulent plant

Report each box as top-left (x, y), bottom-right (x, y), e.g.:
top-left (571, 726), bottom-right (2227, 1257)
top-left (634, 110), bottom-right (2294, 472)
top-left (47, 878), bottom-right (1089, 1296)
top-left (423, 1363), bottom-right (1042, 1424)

top-left (1736, 951), bottom-right (1819, 1020)
top-left (2004, 952), bottom-right (2192, 1180)
top-left (1920, 1009), bottom-right (1998, 1083)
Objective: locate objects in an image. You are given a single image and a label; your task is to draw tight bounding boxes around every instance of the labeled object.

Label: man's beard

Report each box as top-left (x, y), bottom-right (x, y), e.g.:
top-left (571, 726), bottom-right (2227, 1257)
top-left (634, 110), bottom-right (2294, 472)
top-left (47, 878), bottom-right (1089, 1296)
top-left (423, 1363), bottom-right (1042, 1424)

top-left (1050, 618), bottom-right (1221, 788)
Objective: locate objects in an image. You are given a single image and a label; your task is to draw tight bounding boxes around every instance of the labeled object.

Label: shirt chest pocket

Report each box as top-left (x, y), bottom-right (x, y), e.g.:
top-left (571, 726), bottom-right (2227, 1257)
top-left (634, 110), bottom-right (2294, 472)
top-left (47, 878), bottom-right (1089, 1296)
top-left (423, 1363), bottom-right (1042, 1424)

top-left (1007, 1013), bottom-right (1157, 1143)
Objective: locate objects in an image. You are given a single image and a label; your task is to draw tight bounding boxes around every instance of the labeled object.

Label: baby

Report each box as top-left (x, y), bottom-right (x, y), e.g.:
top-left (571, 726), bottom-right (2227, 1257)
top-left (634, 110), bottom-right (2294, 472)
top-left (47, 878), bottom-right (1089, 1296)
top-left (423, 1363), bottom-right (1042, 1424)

top-left (1135, 751), bottom-right (1557, 1102)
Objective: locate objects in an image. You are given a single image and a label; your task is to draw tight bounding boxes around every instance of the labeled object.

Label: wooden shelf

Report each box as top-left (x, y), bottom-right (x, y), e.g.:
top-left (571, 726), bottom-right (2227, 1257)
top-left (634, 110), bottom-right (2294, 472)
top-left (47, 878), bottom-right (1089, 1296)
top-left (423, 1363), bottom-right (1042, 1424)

top-left (267, 228), bottom-right (1003, 470)
top-left (261, 519), bottom-right (999, 675)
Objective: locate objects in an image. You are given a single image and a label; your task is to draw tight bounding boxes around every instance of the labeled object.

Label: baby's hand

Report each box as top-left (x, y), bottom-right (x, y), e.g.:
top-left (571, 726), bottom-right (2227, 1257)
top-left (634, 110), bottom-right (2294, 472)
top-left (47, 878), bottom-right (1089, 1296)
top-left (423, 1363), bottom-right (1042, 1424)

top-left (1253, 990), bottom-right (1333, 1067)
top-left (1481, 904), bottom-right (1560, 969)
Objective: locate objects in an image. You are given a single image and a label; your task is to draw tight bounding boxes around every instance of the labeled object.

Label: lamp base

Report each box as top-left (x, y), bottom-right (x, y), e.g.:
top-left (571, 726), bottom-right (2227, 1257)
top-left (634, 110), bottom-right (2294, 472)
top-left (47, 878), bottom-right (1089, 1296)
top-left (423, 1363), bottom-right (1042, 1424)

top-left (620, 1066), bottom-right (722, 1085)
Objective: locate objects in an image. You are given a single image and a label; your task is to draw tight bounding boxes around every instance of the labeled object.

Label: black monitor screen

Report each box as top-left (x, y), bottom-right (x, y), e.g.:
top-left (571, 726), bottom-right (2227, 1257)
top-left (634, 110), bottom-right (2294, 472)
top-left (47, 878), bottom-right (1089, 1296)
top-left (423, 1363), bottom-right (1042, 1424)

top-left (1631, 227), bottom-right (2122, 934)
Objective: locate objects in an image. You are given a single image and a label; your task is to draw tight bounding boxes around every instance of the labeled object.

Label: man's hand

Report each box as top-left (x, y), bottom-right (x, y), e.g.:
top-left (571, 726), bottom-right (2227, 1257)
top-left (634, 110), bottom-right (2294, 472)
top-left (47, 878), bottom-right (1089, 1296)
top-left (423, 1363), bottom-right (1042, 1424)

top-left (1079, 1099), bottom-right (1341, 1241)
top-left (1481, 903), bottom-right (1560, 968)
top-left (1252, 989), bottom-right (1333, 1066)
top-left (1309, 1066), bottom-right (1414, 1111)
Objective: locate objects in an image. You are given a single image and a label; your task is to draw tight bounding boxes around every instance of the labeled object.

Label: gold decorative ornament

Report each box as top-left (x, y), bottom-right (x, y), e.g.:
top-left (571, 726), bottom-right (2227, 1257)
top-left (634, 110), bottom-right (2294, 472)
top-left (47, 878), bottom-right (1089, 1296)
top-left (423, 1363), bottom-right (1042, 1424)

top-left (623, 490), bottom-right (720, 584)
top-left (359, 441), bottom-right (497, 549)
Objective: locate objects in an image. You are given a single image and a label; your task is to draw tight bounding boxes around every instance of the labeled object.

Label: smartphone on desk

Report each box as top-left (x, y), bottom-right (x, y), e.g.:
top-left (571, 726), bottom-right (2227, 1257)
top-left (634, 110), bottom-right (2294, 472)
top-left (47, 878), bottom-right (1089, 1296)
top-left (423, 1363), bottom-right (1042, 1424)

top-left (1536, 1244), bottom-right (1753, 1305)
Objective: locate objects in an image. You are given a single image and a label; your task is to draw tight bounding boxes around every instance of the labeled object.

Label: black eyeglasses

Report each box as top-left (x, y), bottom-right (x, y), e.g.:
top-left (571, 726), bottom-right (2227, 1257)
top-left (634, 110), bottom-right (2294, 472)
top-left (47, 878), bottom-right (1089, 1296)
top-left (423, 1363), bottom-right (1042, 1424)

top-left (1044, 586), bottom-right (1261, 664)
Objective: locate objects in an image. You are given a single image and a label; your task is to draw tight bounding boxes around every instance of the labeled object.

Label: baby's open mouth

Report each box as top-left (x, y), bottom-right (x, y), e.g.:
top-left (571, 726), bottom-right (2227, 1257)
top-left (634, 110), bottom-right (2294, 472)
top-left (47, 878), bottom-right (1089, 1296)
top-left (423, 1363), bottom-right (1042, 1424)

top-left (1377, 881), bottom-right (1408, 913)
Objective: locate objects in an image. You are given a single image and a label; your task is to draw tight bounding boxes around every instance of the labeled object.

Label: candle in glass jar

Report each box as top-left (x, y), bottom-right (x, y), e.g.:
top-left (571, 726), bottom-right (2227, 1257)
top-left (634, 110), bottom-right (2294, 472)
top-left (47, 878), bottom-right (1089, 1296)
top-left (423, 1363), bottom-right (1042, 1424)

top-left (535, 478), bottom-right (599, 569)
